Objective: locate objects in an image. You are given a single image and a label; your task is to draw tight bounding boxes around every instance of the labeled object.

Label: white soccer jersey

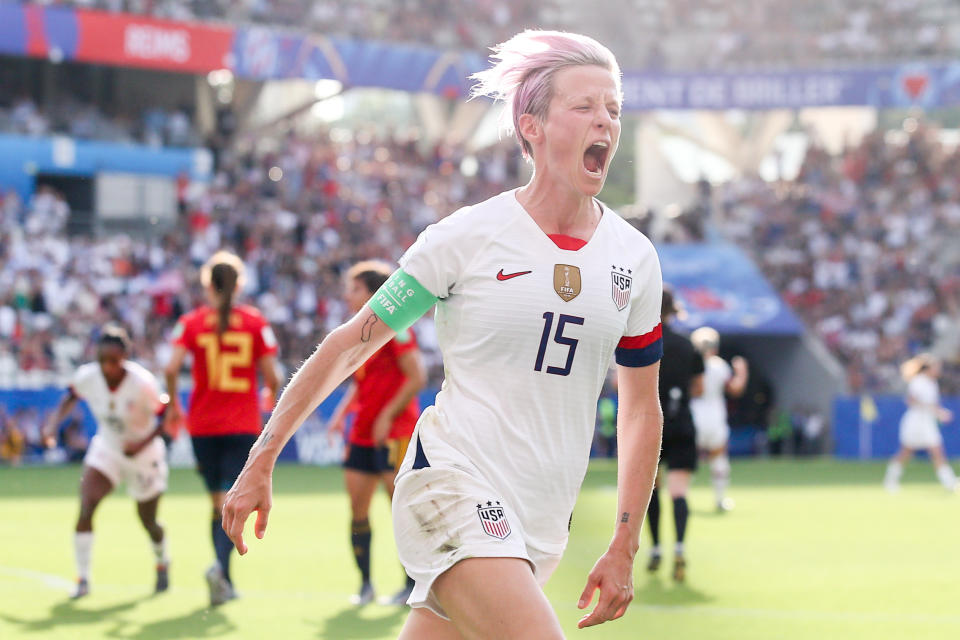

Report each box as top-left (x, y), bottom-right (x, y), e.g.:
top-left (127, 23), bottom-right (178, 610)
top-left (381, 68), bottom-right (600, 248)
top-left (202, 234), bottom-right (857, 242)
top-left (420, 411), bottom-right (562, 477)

top-left (691, 355), bottom-right (732, 428)
top-left (71, 360), bottom-right (164, 450)
top-left (398, 189), bottom-right (662, 554)
top-left (907, 374), bottom-right (939, 414)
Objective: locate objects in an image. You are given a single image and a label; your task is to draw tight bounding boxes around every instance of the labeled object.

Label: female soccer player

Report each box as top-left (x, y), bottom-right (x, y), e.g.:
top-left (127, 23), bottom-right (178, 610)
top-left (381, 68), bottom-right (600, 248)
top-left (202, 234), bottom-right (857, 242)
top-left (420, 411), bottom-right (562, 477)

top-left (223, 30), bottom-right (664, 638)
top-left (884, 354), bottom-right (957, 492)
top-left (690, 326), bottom-right (748, 511)
top-left (327, 260), bottom-right (426, 606)
top-left (164, 250), bottom-right (279, 606)
top-left (42, 325), bottom-right (169, 599)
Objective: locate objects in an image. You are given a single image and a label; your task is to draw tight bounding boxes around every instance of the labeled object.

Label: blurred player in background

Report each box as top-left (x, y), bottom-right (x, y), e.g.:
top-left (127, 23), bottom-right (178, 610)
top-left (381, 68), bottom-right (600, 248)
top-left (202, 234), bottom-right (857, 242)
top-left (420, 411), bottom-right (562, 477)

top-left (42, 325), bottom-right (169, 599)
top-left (222, 30), bottom-right (664, 639)
top-left (646, 289), bottom-right (704, 582)
top-left (884, 354), bottom-right (957, 492)
top-left (690, 326), bottom-right (748, 512)
top-left (164, 251), bottom-right (279, 606)
top-left (327, 260), bottom-right (426, 606)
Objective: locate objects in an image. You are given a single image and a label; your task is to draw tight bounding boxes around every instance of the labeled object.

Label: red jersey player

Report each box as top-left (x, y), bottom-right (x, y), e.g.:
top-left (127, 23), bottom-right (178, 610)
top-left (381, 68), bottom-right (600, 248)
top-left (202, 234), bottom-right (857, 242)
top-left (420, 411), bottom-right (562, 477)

top-left (328, 260), bottom-right (426, 606)
top-left (164, 250), bottom-right (279, 606)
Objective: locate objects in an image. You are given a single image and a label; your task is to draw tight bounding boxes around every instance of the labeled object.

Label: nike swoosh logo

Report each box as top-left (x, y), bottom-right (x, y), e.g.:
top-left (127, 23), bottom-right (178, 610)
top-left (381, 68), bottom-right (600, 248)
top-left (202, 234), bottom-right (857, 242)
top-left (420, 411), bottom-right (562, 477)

top-left (497, 269), bottom-right (533, 281)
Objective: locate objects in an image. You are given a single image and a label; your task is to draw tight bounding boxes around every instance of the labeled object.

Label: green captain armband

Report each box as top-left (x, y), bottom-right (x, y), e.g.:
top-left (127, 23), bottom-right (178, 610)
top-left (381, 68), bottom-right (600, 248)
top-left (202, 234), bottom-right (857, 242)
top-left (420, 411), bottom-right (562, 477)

top-left (369, 268), bottom-right (439, 332)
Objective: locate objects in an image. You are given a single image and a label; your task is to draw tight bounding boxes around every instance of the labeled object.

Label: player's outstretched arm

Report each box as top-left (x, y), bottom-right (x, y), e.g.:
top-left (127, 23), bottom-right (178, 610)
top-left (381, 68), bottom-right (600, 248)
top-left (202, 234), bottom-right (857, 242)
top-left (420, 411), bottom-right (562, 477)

top-left (42, 390), bottom-right (78, 448)
top-left (578, 363), bottom-right (662, 629)
top-left (222, 304), bottom-right (396, 554)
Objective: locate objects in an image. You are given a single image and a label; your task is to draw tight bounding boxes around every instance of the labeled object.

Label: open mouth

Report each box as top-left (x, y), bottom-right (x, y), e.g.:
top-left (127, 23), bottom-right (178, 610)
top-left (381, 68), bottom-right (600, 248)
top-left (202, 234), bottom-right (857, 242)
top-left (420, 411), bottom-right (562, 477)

top-left (583, 142), bottom-right (609, 177)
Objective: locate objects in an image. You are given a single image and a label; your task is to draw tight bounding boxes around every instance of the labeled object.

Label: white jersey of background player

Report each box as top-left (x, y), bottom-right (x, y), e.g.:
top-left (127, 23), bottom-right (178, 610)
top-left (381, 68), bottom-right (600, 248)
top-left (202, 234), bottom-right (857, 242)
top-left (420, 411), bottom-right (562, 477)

top-left (884, 354), bottom-right (957, 492)
top-left (223, 30), bottom-right (665, 639)
top-left (42, 326), bottom-right (170, 599)
top-left (73, 360), bottom-right (166, 456)
top-left (690, 327), bottom-right (748, 511)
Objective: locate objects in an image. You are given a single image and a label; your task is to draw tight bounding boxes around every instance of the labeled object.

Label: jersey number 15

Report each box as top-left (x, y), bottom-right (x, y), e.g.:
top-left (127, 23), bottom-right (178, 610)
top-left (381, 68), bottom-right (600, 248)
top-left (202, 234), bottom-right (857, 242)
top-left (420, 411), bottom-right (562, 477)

top-left (534, 312), bottom-right (584, 376)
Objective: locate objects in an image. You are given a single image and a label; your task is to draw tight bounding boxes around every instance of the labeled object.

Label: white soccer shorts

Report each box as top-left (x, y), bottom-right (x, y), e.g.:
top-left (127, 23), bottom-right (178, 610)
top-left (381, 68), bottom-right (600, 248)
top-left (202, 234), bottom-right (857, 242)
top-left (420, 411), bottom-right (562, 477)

top-left (84, 435), bottom-right (168, 501)
top-left (392, 465), bottom-right (562, 619)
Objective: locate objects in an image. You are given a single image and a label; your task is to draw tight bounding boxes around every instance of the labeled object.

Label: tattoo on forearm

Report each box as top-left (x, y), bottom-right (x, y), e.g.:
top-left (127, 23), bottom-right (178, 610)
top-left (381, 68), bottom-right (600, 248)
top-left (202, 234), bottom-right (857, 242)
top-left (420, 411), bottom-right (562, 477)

top-left (257, 431), bottom-right (274, 449)
top-left (361, 313), bottom-right (379, 343)
top-left (621, 512), bottom-right (630, 523)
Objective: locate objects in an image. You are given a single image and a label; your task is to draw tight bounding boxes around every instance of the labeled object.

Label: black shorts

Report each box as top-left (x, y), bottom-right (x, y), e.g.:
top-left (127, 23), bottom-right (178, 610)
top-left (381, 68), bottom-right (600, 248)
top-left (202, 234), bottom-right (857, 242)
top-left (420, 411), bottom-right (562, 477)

top-left (191, 434), bottom-right (258, 493)
top-left (660, 418), bottom-right (698, 472)
top-left (344, 443), bottom-right (392, 474)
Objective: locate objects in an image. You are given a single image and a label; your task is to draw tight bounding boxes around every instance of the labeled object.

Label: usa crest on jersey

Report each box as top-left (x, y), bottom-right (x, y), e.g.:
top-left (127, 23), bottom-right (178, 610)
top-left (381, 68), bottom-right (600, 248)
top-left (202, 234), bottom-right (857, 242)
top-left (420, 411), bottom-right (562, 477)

top-left (611, 267), bottom-right (632, 311)
top-left (477, 501), bottom-right (511, 539)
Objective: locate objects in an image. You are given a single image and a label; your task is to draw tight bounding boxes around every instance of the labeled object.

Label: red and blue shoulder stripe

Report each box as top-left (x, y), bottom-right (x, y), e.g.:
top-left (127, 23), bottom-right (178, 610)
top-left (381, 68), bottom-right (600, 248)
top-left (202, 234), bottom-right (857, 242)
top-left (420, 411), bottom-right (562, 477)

top-left (615, 323), bottom-right (663, 367)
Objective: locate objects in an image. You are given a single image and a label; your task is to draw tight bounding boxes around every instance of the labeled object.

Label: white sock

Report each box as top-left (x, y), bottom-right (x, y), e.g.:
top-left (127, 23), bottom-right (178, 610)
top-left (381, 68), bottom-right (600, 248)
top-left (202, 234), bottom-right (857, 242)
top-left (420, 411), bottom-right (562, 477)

top-left (152, 536), bottom-right (169, 566)
top-left (710, 455), bottom-right (731, 503)
top-left (884, 461), bottom-right (903, 487)
top-left (674, 542), bottom-right (685, 556)
top-left (75, 532), bottom-right (93, 581)
top-left (650, 545), bottom-right (661, 556)
top-left (936, 465), bottom-right (957, 490)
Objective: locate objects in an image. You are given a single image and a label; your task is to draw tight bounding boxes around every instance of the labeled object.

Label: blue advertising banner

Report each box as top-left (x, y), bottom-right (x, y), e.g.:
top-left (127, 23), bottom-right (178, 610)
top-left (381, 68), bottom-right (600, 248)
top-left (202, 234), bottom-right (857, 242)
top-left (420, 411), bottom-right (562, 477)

top-left (659, 243), bottom-right (803, 335)
top-left (622, 63), bottom-right (960, 111)
top-left (4, 2), bottom-right (960, 106)
top-left (834, 395), bottom-right (960, 459)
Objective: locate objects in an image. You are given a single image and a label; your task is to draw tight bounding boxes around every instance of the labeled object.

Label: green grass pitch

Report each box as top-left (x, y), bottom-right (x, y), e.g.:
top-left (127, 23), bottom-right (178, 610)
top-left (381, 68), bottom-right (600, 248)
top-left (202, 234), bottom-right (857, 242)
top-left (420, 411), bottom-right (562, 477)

top-left (1, 459), bottom-right (958, 639)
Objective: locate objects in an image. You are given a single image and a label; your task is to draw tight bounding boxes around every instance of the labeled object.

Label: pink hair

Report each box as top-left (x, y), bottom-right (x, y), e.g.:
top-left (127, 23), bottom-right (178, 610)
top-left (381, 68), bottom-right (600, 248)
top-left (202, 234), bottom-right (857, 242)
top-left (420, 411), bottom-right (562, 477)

top-left (471, 30), bottom-right (622, 158)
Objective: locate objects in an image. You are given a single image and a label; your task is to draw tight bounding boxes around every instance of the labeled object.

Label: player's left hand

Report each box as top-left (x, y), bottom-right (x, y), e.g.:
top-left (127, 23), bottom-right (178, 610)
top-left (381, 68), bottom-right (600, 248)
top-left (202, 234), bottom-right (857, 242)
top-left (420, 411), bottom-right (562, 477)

top-left (372, 412), bottom-right (392, 446)
top-left (577, 547), bottom-right (635, 628)
top-left (122, 438), bottom-right (147, 457)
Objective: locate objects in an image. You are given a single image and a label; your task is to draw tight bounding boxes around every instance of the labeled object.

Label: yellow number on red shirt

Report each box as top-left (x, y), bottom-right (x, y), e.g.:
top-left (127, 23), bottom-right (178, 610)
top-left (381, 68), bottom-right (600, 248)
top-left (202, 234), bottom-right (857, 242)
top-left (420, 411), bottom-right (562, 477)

top-left (197, 331), bottom-right (253, 392)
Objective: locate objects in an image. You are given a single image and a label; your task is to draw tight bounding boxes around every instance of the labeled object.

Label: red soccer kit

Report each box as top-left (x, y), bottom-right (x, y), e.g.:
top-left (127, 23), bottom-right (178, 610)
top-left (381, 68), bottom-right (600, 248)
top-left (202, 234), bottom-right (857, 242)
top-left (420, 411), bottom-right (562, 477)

top-left (348, 328), bottom-right (420, 446)
top-left (172, 305), bottom-right (278, 436)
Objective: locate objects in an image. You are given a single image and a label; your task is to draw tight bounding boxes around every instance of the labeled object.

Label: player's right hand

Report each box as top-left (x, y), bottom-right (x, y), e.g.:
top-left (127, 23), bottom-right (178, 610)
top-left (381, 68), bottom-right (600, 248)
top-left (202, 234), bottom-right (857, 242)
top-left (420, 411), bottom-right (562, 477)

top-left (221, 460), bottom-right (273, 555)
top-left (163, 403), bottom-right (183, 436)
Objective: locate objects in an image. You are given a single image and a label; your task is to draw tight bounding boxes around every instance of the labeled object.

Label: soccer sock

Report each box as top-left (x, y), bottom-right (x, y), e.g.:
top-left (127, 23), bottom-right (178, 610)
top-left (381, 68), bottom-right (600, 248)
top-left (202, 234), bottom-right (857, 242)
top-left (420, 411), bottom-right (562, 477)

top-left (74, 532), bottom-right (93, 581)
top-left (710, 455), bottom-right (731, 503)
top-left (212, 519), bottom-right (234, 585)
top-left (351, 519), bottom-right (372, 584)
top-left (884, 460), bottom-right (903, 487)
top-left (936, 464), bottom-right (958, 490)
top-left (647, 488), bottom-right (661, 547)
top-left (673, 496), bottom-right (689, 546)
top-left (152, 536), bottom-right (170, 566)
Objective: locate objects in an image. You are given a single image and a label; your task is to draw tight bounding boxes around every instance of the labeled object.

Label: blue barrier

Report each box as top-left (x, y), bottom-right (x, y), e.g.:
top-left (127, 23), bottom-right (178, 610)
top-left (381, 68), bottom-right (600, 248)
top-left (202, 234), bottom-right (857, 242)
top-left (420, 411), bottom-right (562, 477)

top-left (833, 395), bottom-right (960, 458)
top-left (0, 386), bottom-right (439, 464)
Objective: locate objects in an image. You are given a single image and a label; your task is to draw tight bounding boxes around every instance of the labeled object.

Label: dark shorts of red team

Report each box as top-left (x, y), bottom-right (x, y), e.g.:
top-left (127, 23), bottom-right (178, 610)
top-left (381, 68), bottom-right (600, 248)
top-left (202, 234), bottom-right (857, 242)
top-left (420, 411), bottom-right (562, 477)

top-left (192, 434), bottom-right (258, 493)
top-left (343, 437), bottom-right (411, 475)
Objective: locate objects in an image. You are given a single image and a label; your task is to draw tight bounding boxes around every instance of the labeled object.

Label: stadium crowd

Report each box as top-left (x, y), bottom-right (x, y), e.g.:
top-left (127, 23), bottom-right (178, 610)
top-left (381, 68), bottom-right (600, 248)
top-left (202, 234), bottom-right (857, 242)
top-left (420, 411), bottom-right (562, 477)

top-left (0, 95), bottom-right (199, 148)
top-left (714, 126), bottom-right (960, 395)
top-left (29, 0), bottom-right (960, 69)
top-left (0, 127), bottom-right (521, 393)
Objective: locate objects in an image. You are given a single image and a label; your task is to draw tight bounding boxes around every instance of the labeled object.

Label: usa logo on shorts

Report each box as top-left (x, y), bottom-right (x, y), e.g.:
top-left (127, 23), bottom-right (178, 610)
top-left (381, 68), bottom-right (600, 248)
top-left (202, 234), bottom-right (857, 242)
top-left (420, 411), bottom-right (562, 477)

top-left (477, 501), bottom-right (511, 539)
